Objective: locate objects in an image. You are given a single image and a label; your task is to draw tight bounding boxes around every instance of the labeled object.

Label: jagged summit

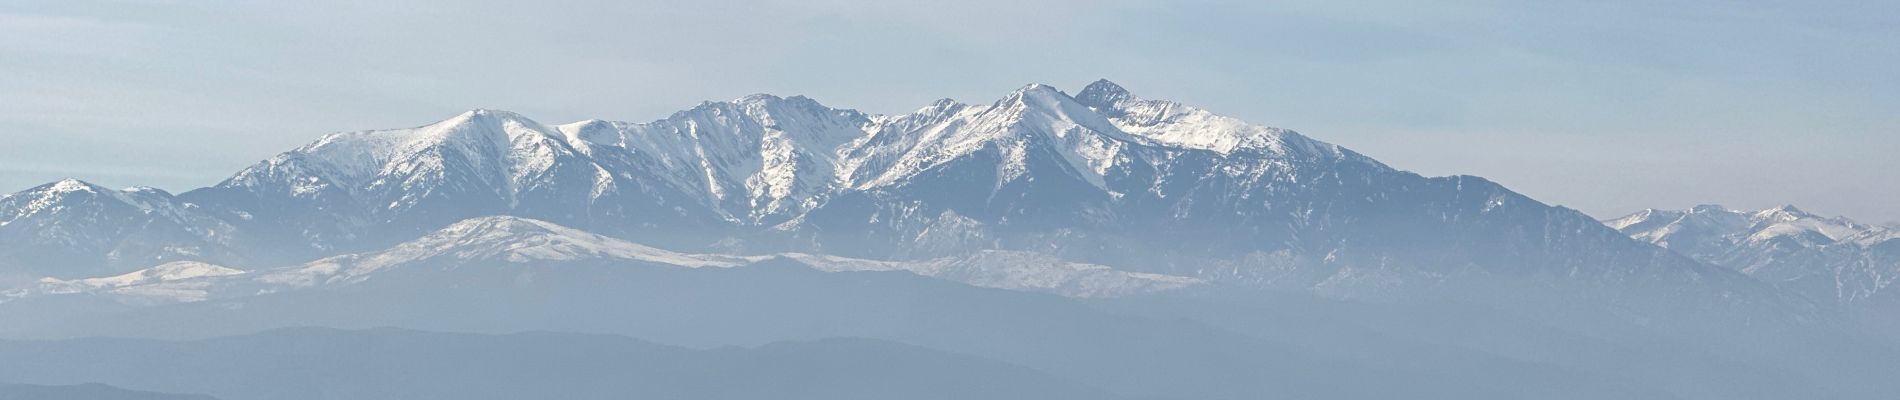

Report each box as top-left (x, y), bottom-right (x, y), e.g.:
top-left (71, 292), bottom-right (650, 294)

top-left (1762, 204), bottom-right (1811, 217)
top-left (1075, 78), bottom-right (1132, 105)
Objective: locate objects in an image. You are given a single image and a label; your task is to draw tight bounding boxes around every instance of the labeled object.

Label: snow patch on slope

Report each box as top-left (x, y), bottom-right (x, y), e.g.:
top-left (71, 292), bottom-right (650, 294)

top-left (36, 261), bottom-right (245, 303)
top-left (260, 216), bottom-right (752, 287)
top-left (784, 250), bottom-right (1203, 298)
top-left (30, 216), bottom-right (1201, 303)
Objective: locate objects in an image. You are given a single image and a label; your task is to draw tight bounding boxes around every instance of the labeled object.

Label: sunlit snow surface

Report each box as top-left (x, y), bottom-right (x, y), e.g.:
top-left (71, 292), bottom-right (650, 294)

top-left (31, 216), bottom-right (1201, 304)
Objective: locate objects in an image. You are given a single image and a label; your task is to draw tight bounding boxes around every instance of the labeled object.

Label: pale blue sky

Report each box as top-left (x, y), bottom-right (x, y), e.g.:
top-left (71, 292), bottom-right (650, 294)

top-left (2, 0), bottom-right (1895, 221)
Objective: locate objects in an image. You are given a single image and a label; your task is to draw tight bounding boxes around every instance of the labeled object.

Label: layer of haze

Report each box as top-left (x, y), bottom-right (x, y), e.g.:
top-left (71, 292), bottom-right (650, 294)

top-left (2, 0), bottom-right (1894, 222)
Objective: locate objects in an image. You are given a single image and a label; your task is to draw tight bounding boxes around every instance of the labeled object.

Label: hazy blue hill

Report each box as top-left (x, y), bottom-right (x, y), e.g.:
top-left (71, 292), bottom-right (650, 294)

top-left (0, 327), bottom-right (1117, 400)
top-left (0, 258), bottom-right (1705, 400)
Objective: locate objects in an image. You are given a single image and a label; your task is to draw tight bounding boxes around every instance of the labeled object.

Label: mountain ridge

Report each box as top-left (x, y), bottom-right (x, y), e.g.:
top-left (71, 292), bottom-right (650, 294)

top-left (0, 80), bottom-right (1797, 318)
top-left (1608, 205), bottom-right (1900, 307)
top-left (21, 215), bottom-right (1202, 303)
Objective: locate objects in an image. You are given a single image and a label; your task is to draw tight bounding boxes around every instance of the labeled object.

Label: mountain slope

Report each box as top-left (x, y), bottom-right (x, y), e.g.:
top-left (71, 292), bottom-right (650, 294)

top-left (0, 80), bottom-right (1794, 315)
top-left (562, 94), bottom-right (873, 224)
top-left (0, 180), bottom-right (241, 278)
top-left (1607, 205), bottom-right (1900, 307)
top-left (782, 82), bottom-right (1767, 309)
top-left (24, 216), bottom-right (1198, 303)
top-left (176, 109), bottom-right (717, 260)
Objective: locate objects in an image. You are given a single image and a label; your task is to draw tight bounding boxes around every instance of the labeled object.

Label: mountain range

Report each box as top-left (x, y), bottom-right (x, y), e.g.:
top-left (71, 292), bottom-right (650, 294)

top-left (2, 79), bottom-right (1896, 399)
top-left (1608, 205), bottom-right (1900, 309)
top-left (0, 80), bottom-right (1769, 305)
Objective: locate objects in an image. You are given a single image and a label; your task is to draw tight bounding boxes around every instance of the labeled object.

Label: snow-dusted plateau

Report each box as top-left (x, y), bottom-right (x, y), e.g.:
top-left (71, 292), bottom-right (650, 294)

top-left (1, 80), bottom-right (1895, 400)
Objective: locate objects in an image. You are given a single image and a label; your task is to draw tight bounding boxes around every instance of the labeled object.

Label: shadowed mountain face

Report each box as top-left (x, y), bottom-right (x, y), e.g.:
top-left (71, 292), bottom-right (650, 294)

top-left (0, 328), bottom-right (1119, 400)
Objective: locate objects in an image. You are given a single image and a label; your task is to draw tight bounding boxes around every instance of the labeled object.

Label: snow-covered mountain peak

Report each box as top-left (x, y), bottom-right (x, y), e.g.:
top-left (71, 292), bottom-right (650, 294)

top-left (1608, 205), bottom-right (1899, 305)
top-left (418, 108), bottom-right (567, 145)
top-left (1610, 205), bottom-right (1865, 242)
top-left (608, 91), bottom-right (876, 159)
top-left (43, 178), bottom-right (103, 194)
top-left (1754, 204), bottom-right (1817, 220)
top-left (1070, 80), bottom-right (1373, 165)
top-left (10, 179), bottom-right (169, 206)
top-left (996, 84), bottom-right (1117, 122)
top-left (9, 179), bottom-right (111, 207)
top-left (417, 108), bottom-right (563, 143)
top-left (553, 119), bottom-right (619, 147)
top-left (835, 82), bottom-right (1154, 191)
top-left (204, 106), bottom-right (610, 228)
top-left (1075, 78), bottom-right (1132, 106)
top-left (924, 97), bottom-right (961, 108)
top-left (995, 83), bottom-right (1139, 139)
top-left (573, 92), bottom-right (877, 222)
top-left (1, 178), bottom-right (189, 223)
top-left (269, 108), bottom-right (574, 172)
top-left (0, 176), bottom-right (240, 277)
top-left (1001, 83), bottom-right (1063, 100)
